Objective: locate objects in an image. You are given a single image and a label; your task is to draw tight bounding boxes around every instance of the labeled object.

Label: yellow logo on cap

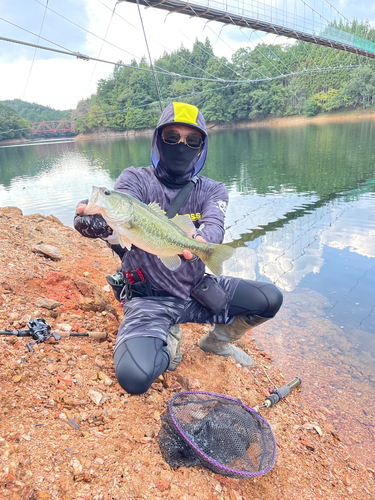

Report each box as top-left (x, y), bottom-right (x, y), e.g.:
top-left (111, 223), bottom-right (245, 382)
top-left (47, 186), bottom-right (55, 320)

top-left (173, 102), bottom-right (199, 126)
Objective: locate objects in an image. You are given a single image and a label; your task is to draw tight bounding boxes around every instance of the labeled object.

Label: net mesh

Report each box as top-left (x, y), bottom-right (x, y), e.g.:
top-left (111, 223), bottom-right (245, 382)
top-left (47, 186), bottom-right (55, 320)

top-left (157, 391), bottom-right (277, 478)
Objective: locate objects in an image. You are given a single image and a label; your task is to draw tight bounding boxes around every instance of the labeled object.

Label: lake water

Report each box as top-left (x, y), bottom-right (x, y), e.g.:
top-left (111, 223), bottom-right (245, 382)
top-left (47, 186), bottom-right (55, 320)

top-left (1, 122), bottom-right (375, 464)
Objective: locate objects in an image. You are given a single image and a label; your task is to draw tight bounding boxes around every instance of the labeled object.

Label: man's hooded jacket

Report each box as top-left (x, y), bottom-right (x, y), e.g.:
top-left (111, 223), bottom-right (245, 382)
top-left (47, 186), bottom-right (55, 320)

top-left (79, 102), bottom-right (230, 300)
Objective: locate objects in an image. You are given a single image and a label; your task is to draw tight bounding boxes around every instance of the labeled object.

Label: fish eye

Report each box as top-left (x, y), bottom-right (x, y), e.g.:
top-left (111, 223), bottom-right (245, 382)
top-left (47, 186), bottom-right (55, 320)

top-left (104, 190), bottom-right (111, 195)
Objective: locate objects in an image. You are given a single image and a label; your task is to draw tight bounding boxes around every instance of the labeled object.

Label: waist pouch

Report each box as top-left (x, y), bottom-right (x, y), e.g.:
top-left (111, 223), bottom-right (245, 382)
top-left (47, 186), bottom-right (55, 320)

top-left (106, 268), bottom-right (153, 303)
top-left (190, 274), bottom-right (230, 315)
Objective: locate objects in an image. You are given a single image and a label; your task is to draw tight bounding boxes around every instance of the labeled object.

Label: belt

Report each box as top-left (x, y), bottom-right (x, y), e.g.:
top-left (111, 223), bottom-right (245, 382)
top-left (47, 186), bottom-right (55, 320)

top-left (152, 289), bottom-right (173, 297)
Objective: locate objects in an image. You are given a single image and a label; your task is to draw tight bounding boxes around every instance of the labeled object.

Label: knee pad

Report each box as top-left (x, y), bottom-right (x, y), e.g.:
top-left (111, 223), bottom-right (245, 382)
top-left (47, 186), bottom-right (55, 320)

top-left (114, 337), bottom-right (168, 395)
top-left (263, 284), bottom-right (283, 317)
top-left (229, 280), bottom-right (283, 318)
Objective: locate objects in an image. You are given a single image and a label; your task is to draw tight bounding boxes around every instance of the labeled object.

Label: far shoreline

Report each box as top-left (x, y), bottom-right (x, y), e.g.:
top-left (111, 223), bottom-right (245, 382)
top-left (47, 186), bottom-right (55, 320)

top-left (1, 107), bottom-right (374, 146)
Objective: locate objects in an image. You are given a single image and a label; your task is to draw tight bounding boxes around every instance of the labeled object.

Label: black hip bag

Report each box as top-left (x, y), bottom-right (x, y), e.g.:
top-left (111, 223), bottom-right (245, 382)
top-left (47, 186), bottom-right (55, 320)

top-left (191, 274), bottom-right (230, 315)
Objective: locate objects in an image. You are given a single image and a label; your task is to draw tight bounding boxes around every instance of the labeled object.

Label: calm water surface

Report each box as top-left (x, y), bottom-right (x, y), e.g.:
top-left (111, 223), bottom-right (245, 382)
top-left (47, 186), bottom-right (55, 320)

top-left (1, 122), bottom-right (375, 461)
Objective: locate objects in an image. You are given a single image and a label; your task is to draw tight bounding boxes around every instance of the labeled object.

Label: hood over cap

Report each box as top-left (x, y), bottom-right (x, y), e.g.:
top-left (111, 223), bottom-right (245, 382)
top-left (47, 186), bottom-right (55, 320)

top-left (151, 102), bottom-right (208, 180)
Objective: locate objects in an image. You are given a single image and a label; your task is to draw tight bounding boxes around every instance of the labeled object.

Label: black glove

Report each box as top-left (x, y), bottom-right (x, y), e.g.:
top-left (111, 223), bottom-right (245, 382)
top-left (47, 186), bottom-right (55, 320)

top-left (73, 199), bottom-right (113, 239)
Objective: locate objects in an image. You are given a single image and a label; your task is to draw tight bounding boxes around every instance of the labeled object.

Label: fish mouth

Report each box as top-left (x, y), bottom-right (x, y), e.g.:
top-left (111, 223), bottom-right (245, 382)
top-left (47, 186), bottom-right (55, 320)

top-left (82, 186), bottom-right (104, 216)
top-left (82, 202), bottom-right (104, 216)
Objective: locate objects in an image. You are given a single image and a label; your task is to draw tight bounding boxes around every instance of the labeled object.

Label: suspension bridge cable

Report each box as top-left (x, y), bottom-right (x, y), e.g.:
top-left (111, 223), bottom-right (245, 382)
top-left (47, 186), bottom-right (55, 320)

top-left (0, 34), bottom-right (250, 83)
top-left (186, 5), bottom-right (270, 80)
top-left (134, 0), bottom-right (267, 82)
top-left (33, 0), bottom-right (170, 77)
top-left (85, 2), bottom-right (117, 93)
top-left (0, 15), bottom-right (77, 55)
top-left (319, 0), bottom-right (352, 26)
top-left (1, 62), bottom-right (371, 137)
top-left (34, 0), bottom-right (250, 84)
top-left (34, 0), bottom-right (247, 85)
top-left (140, 0), bottom-right (253, 82)
top-left (224, 15), bottom-right (288, 77)
top-left (298, 0), bottom-right (330, 26)
top-left (237, 24), bottom-right (292, 76)
top-left (99, 0), bottom-right (227, 83)
top-left (22, 0), bottom-right (49, 100)
top-left (135, 0), bottom-right (163, 112)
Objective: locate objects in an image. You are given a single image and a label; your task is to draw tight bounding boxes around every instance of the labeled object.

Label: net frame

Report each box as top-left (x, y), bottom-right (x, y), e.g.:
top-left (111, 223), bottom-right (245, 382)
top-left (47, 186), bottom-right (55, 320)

top-left (160, 391), bottom-right (277, 478)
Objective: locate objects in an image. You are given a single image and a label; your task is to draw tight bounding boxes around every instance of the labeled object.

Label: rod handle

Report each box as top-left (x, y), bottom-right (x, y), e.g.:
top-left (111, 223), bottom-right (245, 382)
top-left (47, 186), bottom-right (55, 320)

top-left (57, 331), bottom-right (108, 339)
top-left (0, 330), bottom-right (31, 337)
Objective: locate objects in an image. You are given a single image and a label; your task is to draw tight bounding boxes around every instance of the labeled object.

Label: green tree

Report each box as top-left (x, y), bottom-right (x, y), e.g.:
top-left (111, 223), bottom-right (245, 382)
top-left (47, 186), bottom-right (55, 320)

top-left (0, 103), bottom-right (30, 140)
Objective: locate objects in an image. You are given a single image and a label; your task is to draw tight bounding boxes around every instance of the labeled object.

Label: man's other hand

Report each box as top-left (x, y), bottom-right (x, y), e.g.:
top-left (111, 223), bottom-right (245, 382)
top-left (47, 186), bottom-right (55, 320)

top-left (76, 202), bottom-right (87, 215)
top-left (183, 235), bottom-right (206, 260)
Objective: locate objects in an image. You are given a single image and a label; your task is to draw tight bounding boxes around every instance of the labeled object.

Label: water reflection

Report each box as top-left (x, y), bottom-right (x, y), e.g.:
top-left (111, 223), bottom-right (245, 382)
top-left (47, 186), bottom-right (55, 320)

top-left (0, 124), bottom-right (374, 336)
top-left (1, 122), bottom-right (375, 463)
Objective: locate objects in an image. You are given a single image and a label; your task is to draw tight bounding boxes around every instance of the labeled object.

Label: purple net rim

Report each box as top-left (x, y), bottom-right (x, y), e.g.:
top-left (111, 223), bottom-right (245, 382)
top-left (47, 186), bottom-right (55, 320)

top-left (168, 391), bottom-right (277, 477)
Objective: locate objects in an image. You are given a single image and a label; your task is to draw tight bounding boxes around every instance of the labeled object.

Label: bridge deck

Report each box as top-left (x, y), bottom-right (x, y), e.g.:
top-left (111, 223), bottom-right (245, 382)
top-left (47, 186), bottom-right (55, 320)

top-left (126, 0), bottom-right (375, 60)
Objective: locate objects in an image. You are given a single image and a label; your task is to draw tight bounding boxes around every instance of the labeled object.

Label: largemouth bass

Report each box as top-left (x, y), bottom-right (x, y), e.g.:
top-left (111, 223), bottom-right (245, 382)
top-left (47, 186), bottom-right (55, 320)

top-left (82, 186), bottom-right (234, 276)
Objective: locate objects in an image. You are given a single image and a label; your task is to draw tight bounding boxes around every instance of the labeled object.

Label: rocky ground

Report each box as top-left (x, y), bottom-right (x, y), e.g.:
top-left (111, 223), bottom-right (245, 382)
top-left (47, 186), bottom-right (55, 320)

top-left (0, 206), bottom-right (374, 500)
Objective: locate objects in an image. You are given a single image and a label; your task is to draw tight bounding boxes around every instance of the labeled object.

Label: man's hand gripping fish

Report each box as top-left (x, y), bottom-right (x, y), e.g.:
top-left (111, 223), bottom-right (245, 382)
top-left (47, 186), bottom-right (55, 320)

top-left (83, 186), bottom-right (234, 276)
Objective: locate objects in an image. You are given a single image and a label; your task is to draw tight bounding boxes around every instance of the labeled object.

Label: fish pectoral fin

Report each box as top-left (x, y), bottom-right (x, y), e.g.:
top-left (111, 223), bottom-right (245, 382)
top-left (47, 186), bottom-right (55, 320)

top-left (171, 214), bottom-right (196, 238)
top-left (159, 255), bottom-right (182, 271)
top-left (118, 234), bottom-right (132, 251)
top-left (148, 201), bottom-right (167, 218)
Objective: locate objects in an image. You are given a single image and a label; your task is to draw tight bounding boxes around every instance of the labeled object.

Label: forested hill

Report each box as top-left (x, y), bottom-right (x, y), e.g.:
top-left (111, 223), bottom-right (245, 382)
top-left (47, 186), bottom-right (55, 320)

top-left (0, 100), bottom-right (71, 141)
top-left (1, 99), bottom-right (70, 123)
top-left (71, 20), bottom-right (375, 134)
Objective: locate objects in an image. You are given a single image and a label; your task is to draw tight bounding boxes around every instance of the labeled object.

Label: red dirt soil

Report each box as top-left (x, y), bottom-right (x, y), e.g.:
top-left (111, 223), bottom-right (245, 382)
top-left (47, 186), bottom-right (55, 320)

top-left (0, 207), bottom-right (374, 500)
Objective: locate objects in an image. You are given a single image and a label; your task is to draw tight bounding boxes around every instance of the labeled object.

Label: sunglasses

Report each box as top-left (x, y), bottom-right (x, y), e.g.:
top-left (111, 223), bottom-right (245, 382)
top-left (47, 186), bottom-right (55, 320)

top-left (161, 129), bottom-right (203, 149)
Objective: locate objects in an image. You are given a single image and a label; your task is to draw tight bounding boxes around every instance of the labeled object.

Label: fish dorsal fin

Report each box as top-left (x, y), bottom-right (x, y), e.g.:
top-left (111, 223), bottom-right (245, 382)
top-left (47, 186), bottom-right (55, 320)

top-left (148, 201), bottom-right (167, 218)
top-left (171, 214), bottom-right (196, 237)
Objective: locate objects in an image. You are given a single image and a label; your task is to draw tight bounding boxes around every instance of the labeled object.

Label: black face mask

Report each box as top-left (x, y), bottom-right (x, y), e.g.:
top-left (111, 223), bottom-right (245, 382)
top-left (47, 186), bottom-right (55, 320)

top-left (160, 141), bottom-right (199, 175)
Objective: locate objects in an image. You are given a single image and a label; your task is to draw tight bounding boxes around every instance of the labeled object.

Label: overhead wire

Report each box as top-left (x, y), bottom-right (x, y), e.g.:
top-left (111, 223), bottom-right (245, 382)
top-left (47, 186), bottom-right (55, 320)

top-left (0, 61), bottom-right (372, 137)
top-left (138, 0), bottom-right (270, 81)
top-left (194, 11), bottom-right (271, 80)
top-left (98, 0), bottom-right (227, 83)
top-left (85, 1), bottom-right (117, 93)
top-left (34, 0), bottom-right (234, 84)
top-left (139, 0), bottom-right (255, 83)
top-left (22, 0), bottom-right (49, 100)
top-left (35, 0), bottom-right (251, 84)
top-left (0, 34), bottom-right (250, 83)
top-left (135, 0), bottom-right (163, 111)
top-left (33, 0), bottom-right (171, 77)
top-left (0, 14), bottom-right (78, 55)
top-left (2, 0), bottom-right (375, 138)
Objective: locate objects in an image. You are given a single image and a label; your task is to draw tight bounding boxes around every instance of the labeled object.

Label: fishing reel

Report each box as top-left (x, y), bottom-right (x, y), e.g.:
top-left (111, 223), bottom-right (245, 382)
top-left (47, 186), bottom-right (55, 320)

top-left (26, 318), bottom-right (61, 352)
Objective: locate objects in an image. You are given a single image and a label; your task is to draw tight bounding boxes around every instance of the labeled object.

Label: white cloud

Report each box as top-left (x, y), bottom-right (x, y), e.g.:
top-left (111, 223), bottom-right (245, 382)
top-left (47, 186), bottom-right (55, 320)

top-left (320, 200), bottom-right (375, 259)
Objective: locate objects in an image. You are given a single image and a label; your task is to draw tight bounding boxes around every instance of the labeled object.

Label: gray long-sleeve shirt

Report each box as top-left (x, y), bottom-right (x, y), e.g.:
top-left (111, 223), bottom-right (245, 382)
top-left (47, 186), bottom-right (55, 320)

top-left (114, 165), bottom-right (229, 299)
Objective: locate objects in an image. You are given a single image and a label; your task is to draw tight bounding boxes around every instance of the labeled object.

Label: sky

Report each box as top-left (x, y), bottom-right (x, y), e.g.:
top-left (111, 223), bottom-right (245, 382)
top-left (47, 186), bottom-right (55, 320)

top-left (0, 0), bottom-right (374, 111)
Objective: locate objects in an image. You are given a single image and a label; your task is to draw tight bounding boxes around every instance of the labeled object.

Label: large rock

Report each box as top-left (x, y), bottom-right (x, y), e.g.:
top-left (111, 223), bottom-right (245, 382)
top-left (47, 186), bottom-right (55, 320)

top-left (32, 243), bottom-right (62, 261)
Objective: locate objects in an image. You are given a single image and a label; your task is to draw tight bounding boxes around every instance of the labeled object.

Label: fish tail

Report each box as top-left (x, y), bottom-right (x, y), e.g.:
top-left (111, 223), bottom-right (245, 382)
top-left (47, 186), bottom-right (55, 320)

top-left (200, 243), bottom-right (234, 276)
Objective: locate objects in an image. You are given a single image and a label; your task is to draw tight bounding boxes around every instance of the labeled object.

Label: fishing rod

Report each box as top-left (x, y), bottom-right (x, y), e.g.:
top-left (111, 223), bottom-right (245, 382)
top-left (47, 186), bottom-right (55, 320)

top-left (254, 376), bottom-right (302, 411)
top-left (0, 318), bottom-right (107, 353)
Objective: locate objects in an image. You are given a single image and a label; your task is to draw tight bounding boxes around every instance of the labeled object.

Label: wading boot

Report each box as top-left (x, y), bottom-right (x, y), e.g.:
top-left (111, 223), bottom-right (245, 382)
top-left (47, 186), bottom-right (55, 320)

top-left (163, 324), bottom-right (183, 371)
top-left (198, 315), bottom-right (269, 367)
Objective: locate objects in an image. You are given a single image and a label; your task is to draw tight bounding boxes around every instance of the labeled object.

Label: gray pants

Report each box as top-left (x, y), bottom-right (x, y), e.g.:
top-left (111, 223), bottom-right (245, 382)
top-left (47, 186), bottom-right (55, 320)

top-left (114, 276), bottom-right (283, 394)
